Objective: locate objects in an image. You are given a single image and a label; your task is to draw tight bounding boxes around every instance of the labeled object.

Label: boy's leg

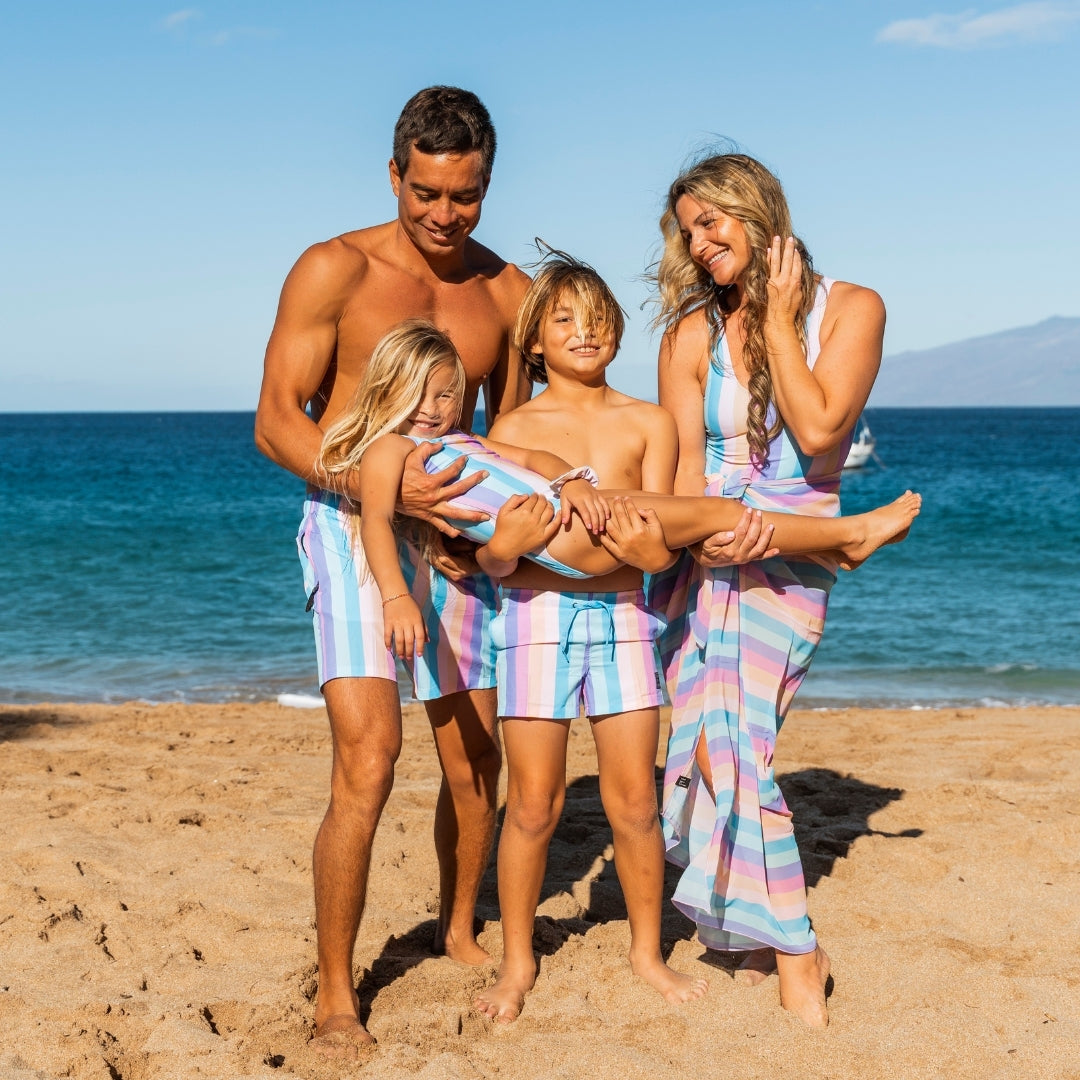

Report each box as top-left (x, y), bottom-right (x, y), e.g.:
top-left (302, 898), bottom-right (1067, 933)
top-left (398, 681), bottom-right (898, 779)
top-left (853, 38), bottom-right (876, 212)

top-left (590, 709), bottom-right (707, 1004)
top-left (474, 716), bottom-right (571, 1022)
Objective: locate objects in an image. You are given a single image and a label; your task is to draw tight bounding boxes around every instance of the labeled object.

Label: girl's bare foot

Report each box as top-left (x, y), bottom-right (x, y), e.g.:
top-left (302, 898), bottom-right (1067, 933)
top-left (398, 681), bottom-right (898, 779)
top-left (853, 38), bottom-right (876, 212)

top-left (630, 950), bottom-right (709, 1003)
top-left (777, 946), bottom-right (830, 1028)
top-left (474, 963), bottom-right (536, 1024)
top-left (841, 491), bottom-right (921, 568)
top-left (733, 947), bottom-right (776, 987)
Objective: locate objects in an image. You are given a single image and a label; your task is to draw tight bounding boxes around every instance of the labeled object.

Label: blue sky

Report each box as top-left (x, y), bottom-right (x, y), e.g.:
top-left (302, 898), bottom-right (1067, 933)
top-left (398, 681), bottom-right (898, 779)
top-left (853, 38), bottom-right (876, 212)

top-left (2, 1), bottom-right (1078, 410)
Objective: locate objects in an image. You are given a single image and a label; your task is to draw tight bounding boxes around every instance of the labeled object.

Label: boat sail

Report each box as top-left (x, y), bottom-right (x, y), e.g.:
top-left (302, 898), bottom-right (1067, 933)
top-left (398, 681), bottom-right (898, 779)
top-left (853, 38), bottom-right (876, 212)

top-left (843, 414), bottom-right (877, 469)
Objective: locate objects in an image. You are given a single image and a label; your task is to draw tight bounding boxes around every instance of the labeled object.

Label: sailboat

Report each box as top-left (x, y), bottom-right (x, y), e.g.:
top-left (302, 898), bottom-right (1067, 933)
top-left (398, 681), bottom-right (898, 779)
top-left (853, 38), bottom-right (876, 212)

top-left (843, 414), bottom-right (877, 469)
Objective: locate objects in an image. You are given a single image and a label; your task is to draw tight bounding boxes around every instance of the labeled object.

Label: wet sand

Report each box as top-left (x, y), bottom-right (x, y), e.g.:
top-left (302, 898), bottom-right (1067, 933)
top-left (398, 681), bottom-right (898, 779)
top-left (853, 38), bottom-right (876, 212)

top-left (1, 701), bottom-right (1077, 1079)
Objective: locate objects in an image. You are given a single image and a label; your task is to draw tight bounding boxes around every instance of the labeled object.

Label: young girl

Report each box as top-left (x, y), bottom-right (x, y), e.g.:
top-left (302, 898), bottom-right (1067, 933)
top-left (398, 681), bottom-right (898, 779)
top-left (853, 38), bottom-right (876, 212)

top-left (316, 318), bottom-right (919, 659)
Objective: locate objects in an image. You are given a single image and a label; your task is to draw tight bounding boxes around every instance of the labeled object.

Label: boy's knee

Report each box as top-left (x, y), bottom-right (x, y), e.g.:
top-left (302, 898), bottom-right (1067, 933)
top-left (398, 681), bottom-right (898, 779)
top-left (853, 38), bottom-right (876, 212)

top-left (602, 791), bottom-right (660, 836)
top-left (505, 789), bottom-right (563, 838)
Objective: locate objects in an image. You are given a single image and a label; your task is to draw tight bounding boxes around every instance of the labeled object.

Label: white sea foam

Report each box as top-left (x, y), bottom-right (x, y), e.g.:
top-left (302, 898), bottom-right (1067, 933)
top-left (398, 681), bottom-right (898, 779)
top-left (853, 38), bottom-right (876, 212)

top-left (277, 693), bottom-right (325, 709)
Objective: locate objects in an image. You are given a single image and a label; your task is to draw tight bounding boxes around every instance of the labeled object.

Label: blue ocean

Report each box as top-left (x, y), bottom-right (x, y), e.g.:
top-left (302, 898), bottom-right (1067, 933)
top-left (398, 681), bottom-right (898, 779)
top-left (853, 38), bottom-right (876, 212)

top-left (1, 408), bottom-right (1077, 708)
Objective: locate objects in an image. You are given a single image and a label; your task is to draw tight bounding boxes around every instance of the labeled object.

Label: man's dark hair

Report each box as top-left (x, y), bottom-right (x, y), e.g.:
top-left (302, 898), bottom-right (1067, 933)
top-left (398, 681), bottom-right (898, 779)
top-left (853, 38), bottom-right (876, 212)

top-left (393, 86), bottom-right (496, 179)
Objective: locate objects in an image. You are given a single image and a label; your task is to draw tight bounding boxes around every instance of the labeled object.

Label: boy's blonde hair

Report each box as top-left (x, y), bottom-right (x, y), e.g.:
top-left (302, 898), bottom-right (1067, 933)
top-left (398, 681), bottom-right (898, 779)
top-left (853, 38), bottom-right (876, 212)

top-left (513, 251), bottom-right (626, 384)
top-left (318, 318), bottom-right (466, 487)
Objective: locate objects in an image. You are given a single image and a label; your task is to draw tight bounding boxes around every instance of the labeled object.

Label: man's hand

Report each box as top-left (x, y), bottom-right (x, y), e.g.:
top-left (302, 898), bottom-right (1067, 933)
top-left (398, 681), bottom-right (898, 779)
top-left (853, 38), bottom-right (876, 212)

top-left (398, 441), bottom-right (488, 538)
top-left (598, 497), bottom-right (674, 573)
top-left (691, 507), bottom-right (779, 568)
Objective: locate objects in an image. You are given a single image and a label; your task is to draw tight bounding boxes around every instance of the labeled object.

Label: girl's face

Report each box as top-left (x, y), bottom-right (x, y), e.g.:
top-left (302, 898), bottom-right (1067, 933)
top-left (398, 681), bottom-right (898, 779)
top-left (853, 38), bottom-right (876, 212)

top-left (398, 363), bottom-right (460, 439)
top-left (674, 193), bottom-right (751, 288)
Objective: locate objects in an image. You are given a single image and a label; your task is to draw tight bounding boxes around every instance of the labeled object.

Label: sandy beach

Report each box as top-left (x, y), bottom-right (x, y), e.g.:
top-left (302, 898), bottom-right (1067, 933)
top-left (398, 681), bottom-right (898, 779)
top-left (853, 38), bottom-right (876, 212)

top-left (1, 700), bottom-right (1076, 1080)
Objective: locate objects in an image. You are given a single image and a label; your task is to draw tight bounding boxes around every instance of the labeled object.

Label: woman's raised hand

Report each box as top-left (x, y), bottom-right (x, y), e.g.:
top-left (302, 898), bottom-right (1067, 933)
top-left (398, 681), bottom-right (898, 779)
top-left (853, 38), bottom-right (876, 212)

top-left (765, 235), bottom-right (802, 328)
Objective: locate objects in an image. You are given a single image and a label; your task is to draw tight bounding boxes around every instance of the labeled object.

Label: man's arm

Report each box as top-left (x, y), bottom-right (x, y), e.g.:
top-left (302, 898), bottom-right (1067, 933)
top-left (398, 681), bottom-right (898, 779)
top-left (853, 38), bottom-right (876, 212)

top-left (254, 241), bottom-right (361, 497)
top-left (482, 266), bottom-right (532, 429)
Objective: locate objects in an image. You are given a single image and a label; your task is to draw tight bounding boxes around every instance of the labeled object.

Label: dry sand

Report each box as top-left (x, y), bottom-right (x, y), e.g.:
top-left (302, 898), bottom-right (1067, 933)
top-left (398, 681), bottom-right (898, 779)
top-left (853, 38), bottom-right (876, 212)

top-left (1, 700), bottom-right (1077, 1080)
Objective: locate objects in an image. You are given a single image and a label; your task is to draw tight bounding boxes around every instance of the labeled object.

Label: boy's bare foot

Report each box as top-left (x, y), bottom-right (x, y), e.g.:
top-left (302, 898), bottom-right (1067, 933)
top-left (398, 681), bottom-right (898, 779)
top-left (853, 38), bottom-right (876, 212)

top-left (433, 924), bottom-right (492, 965)
top-left (309, 1013), bottom-right (376, 1059)
top-left (841, 491), bottom-right (921, 569)
top-left (777, 946), bottom-right (830, 1029)
top-left (630, 952), bottom-right (709, 1003)
top-left (473, 965), bottom-right (536, 1023)
top-left (733, 947), bottom-right (776, 987)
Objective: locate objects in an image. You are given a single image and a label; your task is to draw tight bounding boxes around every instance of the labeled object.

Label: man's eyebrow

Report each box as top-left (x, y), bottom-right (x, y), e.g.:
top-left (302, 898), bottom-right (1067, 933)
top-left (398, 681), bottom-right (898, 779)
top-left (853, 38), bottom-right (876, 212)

top-left (409, 182), bottom-right (482, 196)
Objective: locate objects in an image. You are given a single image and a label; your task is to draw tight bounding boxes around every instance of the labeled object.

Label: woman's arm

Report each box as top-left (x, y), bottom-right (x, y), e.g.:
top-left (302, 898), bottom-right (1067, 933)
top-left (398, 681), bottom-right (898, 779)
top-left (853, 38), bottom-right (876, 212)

top-left (658, 315), bottom-right (710, 498)
top-left (764, 237), bottom-right (884, 456)
top-left (357, 435), bottom-right (427, 659)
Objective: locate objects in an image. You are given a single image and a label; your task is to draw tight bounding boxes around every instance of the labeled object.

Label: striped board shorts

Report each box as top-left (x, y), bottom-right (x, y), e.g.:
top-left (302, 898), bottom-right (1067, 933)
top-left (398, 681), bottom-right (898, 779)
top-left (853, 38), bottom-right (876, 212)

top-left (297, 490), bottom-right (497, 700)
top-left (492, 587), bottom-right (668, 719)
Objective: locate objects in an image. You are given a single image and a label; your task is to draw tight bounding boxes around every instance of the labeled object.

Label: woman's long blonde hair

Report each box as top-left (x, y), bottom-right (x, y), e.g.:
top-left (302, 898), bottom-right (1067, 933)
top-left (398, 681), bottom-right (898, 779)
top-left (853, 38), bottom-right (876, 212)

top-left (317, 319), bottom-right (465, 564)
top-left (318, 318), bottom-right (465, 487)
top-left (651, 153), bottom-right (816, 465)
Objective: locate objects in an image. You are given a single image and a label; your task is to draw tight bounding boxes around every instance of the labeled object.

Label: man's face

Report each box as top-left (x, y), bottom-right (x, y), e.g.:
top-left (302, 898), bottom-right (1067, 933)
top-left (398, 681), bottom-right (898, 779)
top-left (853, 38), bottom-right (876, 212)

top-left (389, 148), bottom-right (488, 257)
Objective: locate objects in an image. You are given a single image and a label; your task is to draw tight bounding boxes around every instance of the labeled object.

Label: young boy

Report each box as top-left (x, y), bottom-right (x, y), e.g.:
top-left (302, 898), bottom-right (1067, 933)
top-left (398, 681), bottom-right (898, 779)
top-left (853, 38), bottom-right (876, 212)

top-left (472, 253), bottom-right (710, 1021)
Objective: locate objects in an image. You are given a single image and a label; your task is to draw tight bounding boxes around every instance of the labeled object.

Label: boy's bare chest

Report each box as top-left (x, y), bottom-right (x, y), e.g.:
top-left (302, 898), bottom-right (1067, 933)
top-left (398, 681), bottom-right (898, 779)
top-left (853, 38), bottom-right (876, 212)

top-left (530, 414), bottom-right (647, 487)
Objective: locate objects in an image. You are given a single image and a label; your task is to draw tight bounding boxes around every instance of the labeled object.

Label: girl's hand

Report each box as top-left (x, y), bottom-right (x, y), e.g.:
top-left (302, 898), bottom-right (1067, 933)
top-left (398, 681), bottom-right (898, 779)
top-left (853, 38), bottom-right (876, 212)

top-left (559, 478), bottom-right (610, 534)
top-left (598, 497), bottom-right (674, 573)
top-left (486, 493), bottom-right (557, 565)
top-left (765, 235), bottom-right (802, 329)
top-left (382, 594), bottom-right (427, 661)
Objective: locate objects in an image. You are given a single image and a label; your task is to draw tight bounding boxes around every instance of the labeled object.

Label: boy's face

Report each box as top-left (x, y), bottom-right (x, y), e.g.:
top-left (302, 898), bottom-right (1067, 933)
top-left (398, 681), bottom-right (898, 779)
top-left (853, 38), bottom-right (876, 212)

top-left (531, 297), bottom-right (617, 385)
top-left (389, 148), bottom-right (488, 259)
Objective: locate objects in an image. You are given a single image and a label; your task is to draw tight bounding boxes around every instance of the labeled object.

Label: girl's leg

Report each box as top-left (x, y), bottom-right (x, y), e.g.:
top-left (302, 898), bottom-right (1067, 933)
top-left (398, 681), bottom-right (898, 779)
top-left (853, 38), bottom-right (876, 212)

top-left (473, 717), bottom-right (571, 1023)
top-left (545, 490), bottom-right (920, 577)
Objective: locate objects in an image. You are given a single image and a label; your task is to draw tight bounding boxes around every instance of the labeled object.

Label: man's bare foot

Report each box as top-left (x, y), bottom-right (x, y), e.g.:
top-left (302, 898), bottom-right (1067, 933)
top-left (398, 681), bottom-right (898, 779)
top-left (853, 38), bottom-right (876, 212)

top-left (733, 947), bottom-right (776, 987)
top-left (777, 946), bottom-right (830, 1029)
top-left (630, 952), bottom-right (709, 1004)
top-left (473, 965), bottom-right (536, 1024)
top-left (309, 1012), bottom-right (376, 1059)
top-left (841, 491), bottom-right (921, 569)
top-left (433, 924), bottom-right (492, 965)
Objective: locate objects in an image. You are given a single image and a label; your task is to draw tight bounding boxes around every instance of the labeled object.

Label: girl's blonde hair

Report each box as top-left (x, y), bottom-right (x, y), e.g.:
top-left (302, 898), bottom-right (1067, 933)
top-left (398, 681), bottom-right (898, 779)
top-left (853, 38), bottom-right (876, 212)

top-left (318, 318), bottom-right (466, 486)
top-left (650, 153), bottom-right (816, 465)
top-left (317, 319), bottom-right (465, 567)
top-left (514, 250), bottom-right (625, 384)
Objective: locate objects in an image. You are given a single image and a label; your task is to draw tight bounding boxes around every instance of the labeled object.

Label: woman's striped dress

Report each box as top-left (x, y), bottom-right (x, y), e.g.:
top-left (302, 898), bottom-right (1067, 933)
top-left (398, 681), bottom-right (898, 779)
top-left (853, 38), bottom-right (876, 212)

top-left (653, 279), bottom-right (851, 955)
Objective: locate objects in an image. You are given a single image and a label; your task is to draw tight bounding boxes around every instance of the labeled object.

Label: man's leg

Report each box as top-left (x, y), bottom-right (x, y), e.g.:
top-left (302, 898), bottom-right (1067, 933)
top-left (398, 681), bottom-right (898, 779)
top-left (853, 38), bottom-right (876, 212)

top-left (424, 686), bottom-right (501, 964)
top-left (311, 676), bottom-right (402, 1050)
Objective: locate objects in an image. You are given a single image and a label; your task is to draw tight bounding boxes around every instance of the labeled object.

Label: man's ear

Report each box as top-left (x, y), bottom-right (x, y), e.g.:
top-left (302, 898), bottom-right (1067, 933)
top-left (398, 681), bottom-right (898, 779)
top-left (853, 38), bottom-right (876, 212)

top-left (389, 158), bottom-right (401, 195)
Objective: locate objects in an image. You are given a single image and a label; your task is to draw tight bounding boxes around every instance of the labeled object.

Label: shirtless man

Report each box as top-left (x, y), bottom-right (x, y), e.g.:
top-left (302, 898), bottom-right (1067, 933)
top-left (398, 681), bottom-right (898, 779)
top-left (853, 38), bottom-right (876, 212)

top-left (254, 86), bottom-right (530, 1054)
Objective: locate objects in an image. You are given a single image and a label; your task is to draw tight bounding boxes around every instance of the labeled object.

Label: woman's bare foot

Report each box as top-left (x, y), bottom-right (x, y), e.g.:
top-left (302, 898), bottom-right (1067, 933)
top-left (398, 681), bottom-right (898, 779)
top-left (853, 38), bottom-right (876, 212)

top-left (630, 950), bottom-right (709, 1003)
top-left (433, 923), bottom-right (492, 965)
top-left (840, 491), bottom-right (921, 568)
top-left (733, 947), bottom-right (776, 987)
top-left (474, 963), bottom-right (536, 1024)
top-left (309, 1012), bottom-right (376, 1059)
top-left (776, 946), bottom-right (830, 1028)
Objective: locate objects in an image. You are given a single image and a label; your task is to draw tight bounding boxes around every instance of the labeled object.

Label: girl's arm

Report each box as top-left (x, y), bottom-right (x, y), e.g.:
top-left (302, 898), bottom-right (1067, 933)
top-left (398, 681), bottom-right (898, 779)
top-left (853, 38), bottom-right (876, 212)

top-left (357, 434), bottom-right (427, 660)
top-left (764, 237), bottom-right (884, 456)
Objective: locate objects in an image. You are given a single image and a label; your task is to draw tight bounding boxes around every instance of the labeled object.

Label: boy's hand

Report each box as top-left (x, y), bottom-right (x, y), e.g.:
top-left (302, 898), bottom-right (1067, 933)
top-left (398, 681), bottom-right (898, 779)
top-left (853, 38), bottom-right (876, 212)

top-left (382, 594), bottom-right (427, 661)
top-left (486, 493), bottom-right (558, 564)
top-left (692, 508), bottom-right (779, 567)
top-left (559, 478), bottom-right (610, 534)
top-left (598, 497), bottom-right (674, 573)
top-left (398, 442), bottom-right (489, 538)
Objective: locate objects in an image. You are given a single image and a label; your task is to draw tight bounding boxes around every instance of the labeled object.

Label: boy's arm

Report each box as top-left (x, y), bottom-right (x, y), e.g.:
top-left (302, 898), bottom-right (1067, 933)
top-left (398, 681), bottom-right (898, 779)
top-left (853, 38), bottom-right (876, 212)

top-left (357, 436), bottom-right (427, 659)
top-left (475, 493), bottom-right (559, 579)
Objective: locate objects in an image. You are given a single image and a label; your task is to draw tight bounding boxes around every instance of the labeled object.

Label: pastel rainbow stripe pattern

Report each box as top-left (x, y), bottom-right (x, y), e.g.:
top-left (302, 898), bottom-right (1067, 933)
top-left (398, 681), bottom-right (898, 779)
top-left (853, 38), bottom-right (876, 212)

top-left (412, 432), bottom-right (591, 579)
top-left (653, 279), bottom-right (850, 954)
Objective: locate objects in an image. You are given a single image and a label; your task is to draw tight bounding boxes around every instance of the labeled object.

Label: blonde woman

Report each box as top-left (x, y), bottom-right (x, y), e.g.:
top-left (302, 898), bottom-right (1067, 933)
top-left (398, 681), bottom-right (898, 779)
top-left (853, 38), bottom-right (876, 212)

top-left (651, 152), bottom-right (886, 1027)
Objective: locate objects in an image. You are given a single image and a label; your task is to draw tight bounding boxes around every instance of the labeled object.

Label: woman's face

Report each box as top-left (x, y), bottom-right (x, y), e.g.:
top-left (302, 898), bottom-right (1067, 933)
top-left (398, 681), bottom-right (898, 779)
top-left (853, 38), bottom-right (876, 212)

top-left (675, 193), bottom-right (751, 288)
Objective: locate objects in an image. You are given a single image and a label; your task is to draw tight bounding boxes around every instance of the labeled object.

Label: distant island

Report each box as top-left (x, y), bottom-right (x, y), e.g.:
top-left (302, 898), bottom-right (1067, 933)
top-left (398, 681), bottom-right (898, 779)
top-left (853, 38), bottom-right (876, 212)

top-left (869, 316), bottom-right (1080, 407)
